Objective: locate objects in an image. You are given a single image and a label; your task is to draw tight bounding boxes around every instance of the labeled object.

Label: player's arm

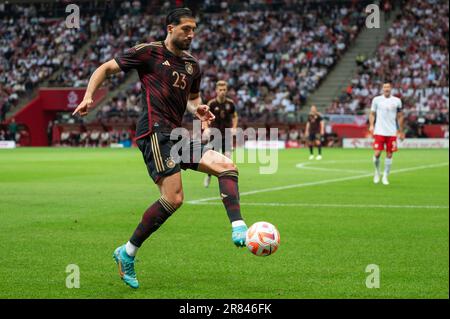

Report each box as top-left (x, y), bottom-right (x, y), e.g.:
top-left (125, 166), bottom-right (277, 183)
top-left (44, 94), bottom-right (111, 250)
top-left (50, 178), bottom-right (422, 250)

top-left (320, 119), bottom-right (325, 135)
top-left (202, 100), bottom-right (215, 130)
top-left (305, 121), bottom-right (310, 136)
top-left (397, 108), bottom-right (405, 141)
top-left (231, 112), bottom-right (238, 135)
top-left (187, 68), bottom-right (215, 124)
top-left (231, 100), bottom-right (238, 135)
top-left (232, 112), bottom-right (238, 129)
top-left (369, 98), bottom-right (377, 135)
top-left (369, 111), bottom-right (376, 135)
top-left (72, 59), bottom-right (122, 116)
top-left (187, 93), bottom-right (215, 125)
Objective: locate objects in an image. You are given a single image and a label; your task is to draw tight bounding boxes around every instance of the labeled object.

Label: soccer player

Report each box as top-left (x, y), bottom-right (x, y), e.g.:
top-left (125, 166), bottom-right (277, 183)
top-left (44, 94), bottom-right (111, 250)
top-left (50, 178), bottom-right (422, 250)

top-left (203, 80), bottom-right (238, 188)
top-left (369, 81), bottom-right (405, 185)
top-left (305, 105), bottom-right (324, 160)
top-left (72, 8), bottom-right (248, 289)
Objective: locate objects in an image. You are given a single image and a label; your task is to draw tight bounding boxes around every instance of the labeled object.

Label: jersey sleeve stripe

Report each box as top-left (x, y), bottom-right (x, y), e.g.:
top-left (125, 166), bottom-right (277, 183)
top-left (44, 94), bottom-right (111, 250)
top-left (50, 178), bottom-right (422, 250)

top-left (145, 85), bottom-right (153, 135)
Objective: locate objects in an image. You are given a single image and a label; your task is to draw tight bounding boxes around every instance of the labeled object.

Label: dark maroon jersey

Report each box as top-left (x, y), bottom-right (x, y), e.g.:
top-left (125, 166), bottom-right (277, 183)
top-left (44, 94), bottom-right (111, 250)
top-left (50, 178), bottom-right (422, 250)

top-left (208, 98), bottom-right (236, 134)
top-left (307, 113), bottom-right (323, 134)
top-left (114, 41), bottom-right (202, 139)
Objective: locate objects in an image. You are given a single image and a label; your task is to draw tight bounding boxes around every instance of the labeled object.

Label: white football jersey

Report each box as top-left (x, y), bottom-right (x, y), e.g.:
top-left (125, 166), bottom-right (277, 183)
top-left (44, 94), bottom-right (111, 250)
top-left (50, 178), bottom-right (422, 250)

top-left (370, 94), bottom-right (402, 136)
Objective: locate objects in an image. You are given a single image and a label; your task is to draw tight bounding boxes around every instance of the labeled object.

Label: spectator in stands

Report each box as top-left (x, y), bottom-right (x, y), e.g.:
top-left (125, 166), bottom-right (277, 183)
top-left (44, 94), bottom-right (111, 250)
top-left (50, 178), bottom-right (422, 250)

top-left (100, 130), bottom-right (110, 147)
top-left (8, 118), bottom-right (18, 141)
top-left (383, 0), bottom-right (392, 20)
top-left (89, 130), bottom-right (100, 147)
top-left (110, 130), bottom-right (120, 144)
top-left (417, 125), bottom-right (428, 138)
top-left (119, 130), bottom-right (131, 147)
top-left (60, 131), bottom-right (70, 146)
top-left (47, 120), bottom-right (53, 146)
top-left (288, 128), bottom-right (299, 142)
top-left (79, 131), bottom-right (89, 147)
top-left (0, 128), bottom-right (7, 140)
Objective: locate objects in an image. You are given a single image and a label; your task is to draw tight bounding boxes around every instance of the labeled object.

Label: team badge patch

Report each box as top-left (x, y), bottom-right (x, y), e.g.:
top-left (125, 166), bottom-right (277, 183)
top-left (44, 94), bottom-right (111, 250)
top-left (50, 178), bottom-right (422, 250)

top-left (185, 62), bottom-right (193, 75)
top-left (165, 157), bottom-right (176, 169)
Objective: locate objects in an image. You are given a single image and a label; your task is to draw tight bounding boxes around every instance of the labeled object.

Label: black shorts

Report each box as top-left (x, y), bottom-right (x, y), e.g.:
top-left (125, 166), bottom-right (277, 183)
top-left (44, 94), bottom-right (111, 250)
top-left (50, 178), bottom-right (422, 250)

top-left (136, 132), bottom-right (212, 184)
top-left (308, 133), bottom-right (322, 142)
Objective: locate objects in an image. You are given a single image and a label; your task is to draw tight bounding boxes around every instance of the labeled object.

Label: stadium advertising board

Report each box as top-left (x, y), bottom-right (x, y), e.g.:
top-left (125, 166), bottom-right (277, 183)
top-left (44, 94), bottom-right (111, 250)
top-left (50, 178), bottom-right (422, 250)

top-left (325, 114), bottom-right (367, 125)
top-left (0, 141), bottom-right (16, 149)
top-left (343, 138), bottom-right (449, 149)
top-left (244, 140), bottom-right (286, 149)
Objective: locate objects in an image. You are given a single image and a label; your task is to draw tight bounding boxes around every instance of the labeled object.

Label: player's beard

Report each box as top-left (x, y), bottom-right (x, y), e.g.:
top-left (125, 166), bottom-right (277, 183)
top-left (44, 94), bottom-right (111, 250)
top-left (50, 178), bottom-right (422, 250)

top-left (173, 37), bottom-right (191, 51)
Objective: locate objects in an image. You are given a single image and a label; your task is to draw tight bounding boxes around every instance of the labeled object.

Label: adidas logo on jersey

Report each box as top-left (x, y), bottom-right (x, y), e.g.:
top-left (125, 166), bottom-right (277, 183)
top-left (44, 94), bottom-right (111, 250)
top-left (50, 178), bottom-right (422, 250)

top-left (162, 60), bottom-right (171, 66)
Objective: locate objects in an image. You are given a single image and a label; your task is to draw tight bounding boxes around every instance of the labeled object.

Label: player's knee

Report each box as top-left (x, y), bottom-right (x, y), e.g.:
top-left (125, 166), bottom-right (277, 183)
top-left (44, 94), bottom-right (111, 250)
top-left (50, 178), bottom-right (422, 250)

top-left (172, 193), bottom-right (184, 210)
top-left (221, 161), bottom-right (238, 173)
top-left (165, 193), bottom-right (184, 211)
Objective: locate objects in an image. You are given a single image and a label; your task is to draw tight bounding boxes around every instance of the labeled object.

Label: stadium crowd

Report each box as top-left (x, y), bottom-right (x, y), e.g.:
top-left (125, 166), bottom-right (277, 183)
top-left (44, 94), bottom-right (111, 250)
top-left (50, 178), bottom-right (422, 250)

top-left (191, 1), bottom-right (367, 120)
top-left (327, 0), bottom-right (449, 137)
top-left (49, 1), bottom-right (154, 89)
top-left (51, 0), bottom-right (369, 123)
top-left (0, 3), bottom-right (94, 120)
top-left (1, 0), bottom-right (448, 145)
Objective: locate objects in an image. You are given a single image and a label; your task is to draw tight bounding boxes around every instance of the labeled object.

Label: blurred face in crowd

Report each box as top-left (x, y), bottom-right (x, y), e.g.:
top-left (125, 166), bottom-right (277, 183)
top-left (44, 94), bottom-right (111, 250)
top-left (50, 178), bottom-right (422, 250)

top-left (310, 105), bottom-right (318, 114)
top-left (168, 17), bottom-right (197, 51)
top-left (216, 84), bottom-right (228, 100)
top-left (383, 83), bottom-right (392, 97)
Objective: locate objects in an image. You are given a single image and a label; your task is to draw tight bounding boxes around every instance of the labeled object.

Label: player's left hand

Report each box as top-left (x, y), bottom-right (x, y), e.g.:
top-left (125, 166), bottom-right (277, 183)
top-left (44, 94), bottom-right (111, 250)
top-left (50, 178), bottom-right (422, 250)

top-left (72, 98), bottom-right (94, 117)
top-left (195, 104), bottom-right (215, 125)
top-left (397, 131), bottom-right (405, 141)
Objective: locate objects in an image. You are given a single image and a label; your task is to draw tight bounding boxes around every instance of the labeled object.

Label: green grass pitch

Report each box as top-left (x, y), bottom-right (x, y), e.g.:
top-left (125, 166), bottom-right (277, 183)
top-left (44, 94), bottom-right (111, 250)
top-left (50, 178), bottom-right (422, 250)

top-left (0, 147), bottom-right (448, 298)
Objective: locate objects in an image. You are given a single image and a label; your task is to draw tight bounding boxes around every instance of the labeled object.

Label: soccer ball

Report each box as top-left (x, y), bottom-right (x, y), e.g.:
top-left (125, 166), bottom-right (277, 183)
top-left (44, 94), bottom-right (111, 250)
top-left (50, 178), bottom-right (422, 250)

top-left (245, 221), bottom-right (280, 256)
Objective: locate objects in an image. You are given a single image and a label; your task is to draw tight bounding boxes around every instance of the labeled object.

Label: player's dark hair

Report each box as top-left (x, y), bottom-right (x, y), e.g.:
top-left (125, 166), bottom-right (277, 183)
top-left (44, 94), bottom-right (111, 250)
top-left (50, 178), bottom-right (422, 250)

top-left (166, 7), bottom-right (194, 26)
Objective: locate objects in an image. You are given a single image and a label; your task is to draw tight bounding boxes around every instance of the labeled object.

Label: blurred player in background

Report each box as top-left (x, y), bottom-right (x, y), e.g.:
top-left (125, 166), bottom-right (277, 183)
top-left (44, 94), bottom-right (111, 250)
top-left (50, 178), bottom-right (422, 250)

top-left (305, 105), bottom-right (324, 160)
top-left (369, 81), bottom-right (404, 185)
top-left (203, 80), bottom-right (238, 187)
top-left (72, 8), bottom-right (248, 289)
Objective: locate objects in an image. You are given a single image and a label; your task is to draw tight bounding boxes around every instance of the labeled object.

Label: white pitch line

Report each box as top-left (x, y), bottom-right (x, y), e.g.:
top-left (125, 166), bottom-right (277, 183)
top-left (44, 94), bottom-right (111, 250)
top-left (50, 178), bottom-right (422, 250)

top-left (187, 162), bottom-right (449, 204)
top-left (295, 164), bottom-right (370, 174)
top-left (296, 160), bottom-right (370, 174)
top-left (186, 202), bottom-right (449, 210)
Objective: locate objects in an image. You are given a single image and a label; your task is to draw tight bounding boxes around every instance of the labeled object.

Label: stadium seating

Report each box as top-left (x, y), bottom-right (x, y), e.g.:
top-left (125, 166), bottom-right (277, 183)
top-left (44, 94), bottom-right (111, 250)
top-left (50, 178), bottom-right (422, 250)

top-left (43, 0), bottom-right (370, 147)
top-left (2, 0), bottom-right (448, 146)
top-left (0, 4), bottom-right (92, 119)
top-left (93, 0), bottom-right (368, 129)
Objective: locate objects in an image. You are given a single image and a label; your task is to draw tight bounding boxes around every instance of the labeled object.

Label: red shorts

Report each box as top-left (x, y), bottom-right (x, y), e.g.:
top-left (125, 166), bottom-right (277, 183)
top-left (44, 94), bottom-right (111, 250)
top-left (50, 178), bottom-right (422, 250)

top-left (373, 135), bottom-right (398, 153)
